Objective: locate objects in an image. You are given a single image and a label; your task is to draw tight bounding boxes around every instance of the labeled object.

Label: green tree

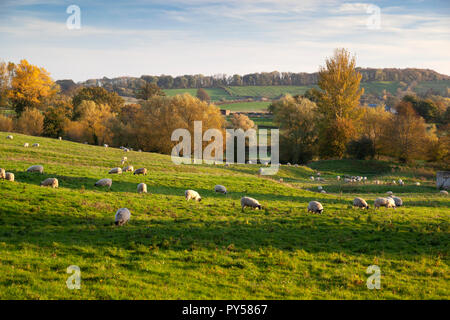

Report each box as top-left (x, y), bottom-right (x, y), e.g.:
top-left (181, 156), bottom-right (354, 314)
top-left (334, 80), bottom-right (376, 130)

top-left (136, 82), bottom-right (165, 100)
top-left (72, 86), bottom-right (124, 118)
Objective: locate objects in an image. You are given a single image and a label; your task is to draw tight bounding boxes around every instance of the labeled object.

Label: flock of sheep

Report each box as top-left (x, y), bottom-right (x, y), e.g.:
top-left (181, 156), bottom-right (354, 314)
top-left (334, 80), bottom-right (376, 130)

top-left (2, 134), bottom-right (449, 227)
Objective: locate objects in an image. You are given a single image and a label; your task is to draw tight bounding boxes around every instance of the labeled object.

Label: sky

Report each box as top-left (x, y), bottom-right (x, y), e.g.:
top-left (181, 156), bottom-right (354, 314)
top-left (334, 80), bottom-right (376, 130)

top-left (0, 0), bottom-right (449, 82)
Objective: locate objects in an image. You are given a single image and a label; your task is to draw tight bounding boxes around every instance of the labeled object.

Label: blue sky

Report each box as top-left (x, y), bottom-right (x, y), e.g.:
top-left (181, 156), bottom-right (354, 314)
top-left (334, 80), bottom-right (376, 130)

top-left (0, 0), bottom-right (449, 81)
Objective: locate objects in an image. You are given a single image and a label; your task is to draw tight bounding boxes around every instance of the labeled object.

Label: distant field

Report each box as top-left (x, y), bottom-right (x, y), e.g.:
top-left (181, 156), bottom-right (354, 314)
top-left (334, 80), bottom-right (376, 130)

top-left (361, 81), bottom-right (402, 95)
top-left (164, 88), bottom-right (230, 101)
top-left (219, 101), bottom-right (271, 112)
top-left (414, 80), bottom-right (450, 95)
top-left (226, 86), bottom-right (313, 99)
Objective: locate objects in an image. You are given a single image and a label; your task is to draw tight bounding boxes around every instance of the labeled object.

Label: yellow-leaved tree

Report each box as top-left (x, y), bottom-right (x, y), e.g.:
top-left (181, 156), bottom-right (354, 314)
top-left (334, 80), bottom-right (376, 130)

top-left (316, 48), bottom-right (364, 158)
top-left (8, 59), bottom-right (59, 114)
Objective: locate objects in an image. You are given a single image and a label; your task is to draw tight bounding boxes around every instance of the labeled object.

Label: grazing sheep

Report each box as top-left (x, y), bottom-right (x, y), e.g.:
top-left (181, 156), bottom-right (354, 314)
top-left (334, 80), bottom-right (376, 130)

top-left (353, 197), bottom-right (369, 209)
top-left (247, 160), bottom-right (253, 164)
top-left (137, 183), bottom-right (147, 193)
top-left (124, 148), bottom-right (130, 152)
top-left (318, 186), bottom-right (323, 191)
top-left (133, 168), bottom-right (147, 175)
top-left (440, 190), bottom-right (448, 195)
top-left (344, 178), bottom-right (351, 183)
top-left (115, 208), bottom-right (131, 226)
top-left (0, 168), bottom-right (5, 179)
top-left (307, 201), bottom-right (323, 214)
top-left (375, 180), bottom-right (381, 185)
top-left (388, 196), bottom-right (403, 207)
top-left (23, 143), bottom-right (29, 148)
top-left (214, 185), bottom-right (227, 194)
top-left (58, 137), bottom-right (62, 141)
top-left (386, 191), bottom-right (393, 196)
top-left (5, 172), bottom-right (14, 181)
top-left (40, 178), bottom-right (58, 188)
top-left (320, 190), bottom-right (327, 194)
top-left (374, 197), bottom-right (396, 209)
top-left (294, 164), bottom-right (299, 167)
top-left (95, 178), bottom-right (112, 188)
top-left (109, 167), bottom-right (122, 174)
top-left (104, 144), bottom-right (108, 148)
top-left (225, 163), bottom-right (230, 167)
top-left (279, 178), bottom-right (283, 182)
top-left (398, 179), bottom-right (404, 186)
top-left (310, 176), bottom-right (315, 181)
top-left (6, 135), bottom-right (13, 139)
top-left (241, 196), bottom-right (262, 211)
top-left (32, 143), bottom-right (39, 147)
top-left (337, 176), bottom-right (341, 181)
top-left (121, 160), bottom-right (125, 166)
top-left (122, 157), bottom-right (127, 162)
top-left (26, 165), bottom-right (44, 174)
top-left (415, 182), bottom-right (421, 186)
top-left (287, 162), bottom-right (291, 166)
top-left (316, 172), bottom-right (321, 176)
top-left (185, 190), bottom-right (201, 201)
top-left (123, 165), bottom-right (134, 172)
top-left (258, 168), bottom-right (264, 175)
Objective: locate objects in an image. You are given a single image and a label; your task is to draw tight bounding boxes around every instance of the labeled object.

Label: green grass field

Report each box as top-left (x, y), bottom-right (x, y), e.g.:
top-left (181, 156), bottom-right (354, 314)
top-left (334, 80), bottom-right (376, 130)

top-left (226, 86), bottom-right (313, 99)
top-left (0, 132), bottom-right (449, 299)
top-left (220, 101), bottom-right (271, 112)
top-left (164, 88), bottom-right (231, 101)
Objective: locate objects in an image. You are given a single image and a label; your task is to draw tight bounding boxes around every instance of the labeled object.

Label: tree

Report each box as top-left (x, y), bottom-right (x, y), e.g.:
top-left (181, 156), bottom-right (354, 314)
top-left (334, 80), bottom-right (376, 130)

top-left (72, 86), bottom-right (124, 117)
top-left (136, 82), bottom-right (165, 100)
top-left (196, 88), bottom-right (210, 102)
top-left (272, 95), bottom-right (319, 164)
top-left (75, 101), bottom-right (115, 145)
top-left (16, 108), bottom-right (44, 136)
top-left (346, 137), bottom-right (375, 160)
top-left (229, 113), bottom-right (256, 131)
top-left (316, 49), bottom-right (364, 158)
top-left (43, 99), bottom-right (72, 138)
top-left (361, 105), bottom-right (393, 157)
top-left (8, 60), bottom-right (59, 114)
top-left (0, 114), bottom-right (13, 132)
top-left (385, 101), bottom-right (429, 163)
top-left (0, 62), bottom-right (10, 107)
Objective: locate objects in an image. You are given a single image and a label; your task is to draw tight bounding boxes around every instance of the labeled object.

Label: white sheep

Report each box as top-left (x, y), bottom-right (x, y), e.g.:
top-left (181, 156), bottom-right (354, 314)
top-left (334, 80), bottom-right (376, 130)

top-left (398, 179), bottom-right (404, 186)
top-left (310, 176), bottom-right (315, 181)
top-left (258, 168), bottom-right (264, 175)
top-left (320, 190), bottom-right (327, 194)
top-left (133, 168), bottom-right (147, 175)
top-left (123, 165), bottom-right (134, 172)
top-left (415, 182), bottom-right (421, 186)
top-left (95, 178), bottom-right (112, 188)
top-left (294, 164), bottom-right (298, 168)
top-left (316, 172), bottom-right (321, 176)
top-left (307, 201), bottom-right (323, 214)
top-left (214, 185), bottom-right (227, 194)
top-left (115, 208), bottom-right (131, 226)
top-left (40, 178), bottom-right (58, 188)
top-left (23, 143), bottom-right (29, 148)
top-left (0, 168), bottom-right (5, 179)
top-left (185, 190), bottom-right (201, 201)
top-left (122, 157), bottom-right (127, 162)
top-left (386, 191), bottom-right (393, 196)
top-left (337, 176), bottom-right (341, 181)
top-left (27, 165), bottom-right (44, 174)
top-left (353, 197), bottom-right (369, 209)
top-left (318, 186), bottom-right (323, 191)
top-left (388, 196), bottom-right (403, 207)
top-left (287, 162), bottom-right (291, 166)
top-left (5, 172), bottom-right (14, 181)
top-left (374, 197), bottom-right (396, 209)
top-left (241, 196), bottom-right (262, 211)
top-left (440, 190), bottom-right (448, 195)
top-left (109, 167), bottom-right (122, 174)
top-left (32, 143), bottom-right (40, 147)
top-left (6, 135), bottom-right (13, 139)
top-left (137, 183), bottom-right (147, 193)
top-left (58, 137), bottom-right (62, 141)
top-left (104, 144), bottom-right (108, 148)
top-left (279, 178), bottom-right (283, 182)
top-left (247, 160), bottom-right (253, 164)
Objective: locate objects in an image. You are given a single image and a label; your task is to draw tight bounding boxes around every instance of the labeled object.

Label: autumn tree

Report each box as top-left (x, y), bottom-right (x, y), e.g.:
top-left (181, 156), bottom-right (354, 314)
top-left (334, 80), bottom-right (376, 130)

top-left (136, 82), bottom-right (165, 100)
top-left (272, 95), bottom-right (319, 164)
top-left (72, 86), bottom-right (124, 117)
top-left (361, 105), bottom-right (393, 157)
top-left (8, 60), bottom-right (59, 114)
top-left (0, 62), bottom-right (10, 107)
top-left (16, 108), bottom-right (44, 136)
top-left (229, 113), bottom-right (256, 131)
top-left (43, 97), bottom-right (72, 138)
top-left (74, 101), bottom-right (115, 145)
top-left (0, 114), bottom-right (13, 132)
top-left (196, 88), bottom-right (210, 102)
top-left (316, 49), bottom-right (364, 158)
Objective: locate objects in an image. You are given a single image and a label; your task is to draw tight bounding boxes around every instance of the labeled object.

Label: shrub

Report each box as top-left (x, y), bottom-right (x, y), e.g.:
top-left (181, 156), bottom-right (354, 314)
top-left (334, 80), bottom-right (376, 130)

top-left (0, 114), bottom-right (13, 132)
top-left (16, 108), bottom-right (44, 136)
top-left (346, 137), bottom-right (375, 160)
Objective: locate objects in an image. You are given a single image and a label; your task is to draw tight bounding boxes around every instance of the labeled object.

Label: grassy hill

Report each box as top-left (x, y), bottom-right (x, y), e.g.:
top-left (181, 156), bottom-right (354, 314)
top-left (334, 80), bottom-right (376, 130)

top-left (0, 132), bottom-right (448, 299)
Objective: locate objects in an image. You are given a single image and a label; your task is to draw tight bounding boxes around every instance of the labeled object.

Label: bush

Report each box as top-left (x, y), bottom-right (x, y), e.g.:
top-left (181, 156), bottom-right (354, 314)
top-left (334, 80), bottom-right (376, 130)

top-left (16, 108), bottom-right (44, 136)
top-left (0, 114), bottom-right (13, 132)
top-left (346, 137), bottom-right (375, 160)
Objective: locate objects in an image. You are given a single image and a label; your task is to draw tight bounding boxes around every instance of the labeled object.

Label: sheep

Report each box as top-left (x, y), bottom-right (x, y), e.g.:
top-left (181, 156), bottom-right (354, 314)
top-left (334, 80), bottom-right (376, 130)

top-left (388, 196), bottom-right (403, 207)
top-left (318, 186), bottom-right (323, 191)
top-left (374, 180), bottom-right (381, 185)
top-left (137, 183), bottom-right (147, 193)
top-left (344, 178), bottom-right (351, 183)
top-left (95, 178), bottom-right (112, 188)
top-left (307, 201), bottom-right (323, 214)
top-left (104, 144), bottom-right (108, 148)
top-left (386, 191), bottom-right (393, 196)
top-left (58, 137), bottom-right (62, 141)
top-left (26, 165), bottom-right (44, 174)
top-left (320, 190), bottom-right (327, 194)
top-left (185, 190), bottom-right (201, 201)
top-left (415, 182), bottom-right (421, 186)
top-left (337, 176), bottom-right (341, 181)
top-left (398, 179), bottom-right (404, 186)
top-left (316, 172), bottom-right (321, 176)
top-left (0, 168), bottom-right (5, 179)
top-left (440, 190), bottom-right (448, 195)
top-left (353, 197), bottom-right (369, 209)
top-left (122, 157), bottom-right (127, 162)
top-left (133, 168), bottom-right (147, 175)
top-left (115, 208), bottom-right (131, 226)
top-left (225, 163), bottom-right (230, 167)
top-left (124, 148), bottom-right (130, 152)
top-left (309, 176), bottom-right (315, 181)
top-left (279, 178), bottom-right (283, 182)
top-left (109, 167), bottom-right (122, 174)
top-left (6, 135), bottom-right (13, 139)
top-left (258, 168), bottom-right (264, 175)
top-left (247, 160), bottom-right (253, 164)
top-left (214, 185), bottom-right (227, 194)
top-left (40, 178), bottom-right (58, 188)
top-left (374, 197), bottom-right (396, 209)
top-left (123, 165), bottom-right (134, 173)
top-left (287, 162), bottom-right (291, 166)
top-left (23, 143), bottom-right (29, 148)
top-left (5, 172), bottom-right (14, 181)
top-left (241, 196), bottom-right (262, 211)
top-left (32, 143), bottom-right (40, 147)
top-left (121, 160), bottom-right (125, 166)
